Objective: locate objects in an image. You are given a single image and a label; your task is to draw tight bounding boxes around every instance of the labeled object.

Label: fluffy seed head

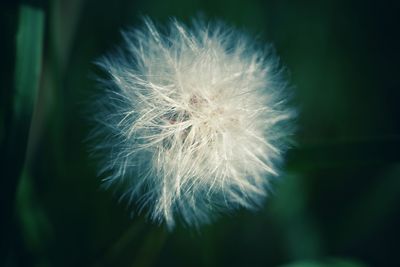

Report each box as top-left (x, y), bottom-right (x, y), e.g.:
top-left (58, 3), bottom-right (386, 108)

top-left (92, 18), bottom-right (295, 228)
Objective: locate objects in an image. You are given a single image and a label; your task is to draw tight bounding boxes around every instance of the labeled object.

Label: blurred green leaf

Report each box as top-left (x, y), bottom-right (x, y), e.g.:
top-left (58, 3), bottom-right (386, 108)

top-left (336, 164), bottom-right (400, 244)
top-left (16, 170), bottom-right (52, 260)
top-left (0, 4), bottom-right (45, 266)
top-left (280, 258), bottom-right (367, 267)
top-left (271, 173), bottom-right (323, 259)
top-left (13, 4), bottom-right (44, 122)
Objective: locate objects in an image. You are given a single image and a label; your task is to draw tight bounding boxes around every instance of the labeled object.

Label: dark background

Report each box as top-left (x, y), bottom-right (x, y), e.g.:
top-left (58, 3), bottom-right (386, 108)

top-left (1, 0), bottom-right (400, 266)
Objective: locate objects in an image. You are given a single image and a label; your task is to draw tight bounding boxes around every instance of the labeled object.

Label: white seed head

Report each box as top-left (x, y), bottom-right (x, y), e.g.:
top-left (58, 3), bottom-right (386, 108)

top-left (92, 18), bottom-right (295, 228)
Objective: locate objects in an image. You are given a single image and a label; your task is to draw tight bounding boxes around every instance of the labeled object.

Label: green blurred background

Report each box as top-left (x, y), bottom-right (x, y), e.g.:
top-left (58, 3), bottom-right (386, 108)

top-left (1, 0), bottom-right (400, 266)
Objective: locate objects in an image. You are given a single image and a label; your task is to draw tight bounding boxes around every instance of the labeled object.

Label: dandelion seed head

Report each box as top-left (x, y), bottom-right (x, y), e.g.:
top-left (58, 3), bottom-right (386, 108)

top-left (92, 18), bottom-right (295, 228)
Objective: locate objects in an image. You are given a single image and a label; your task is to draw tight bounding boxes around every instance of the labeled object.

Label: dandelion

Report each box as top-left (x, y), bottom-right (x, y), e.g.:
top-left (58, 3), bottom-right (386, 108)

top-left (92, 18), bottom-right (295, 228)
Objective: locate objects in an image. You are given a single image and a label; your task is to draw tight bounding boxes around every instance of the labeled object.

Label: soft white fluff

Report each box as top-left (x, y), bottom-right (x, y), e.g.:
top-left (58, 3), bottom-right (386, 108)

top-left (92, 18), bottom-right (294, 228)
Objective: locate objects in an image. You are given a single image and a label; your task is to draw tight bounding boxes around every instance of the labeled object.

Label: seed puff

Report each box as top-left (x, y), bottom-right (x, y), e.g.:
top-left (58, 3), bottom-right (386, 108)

top-left (92, 18), bottom-right (295, 228)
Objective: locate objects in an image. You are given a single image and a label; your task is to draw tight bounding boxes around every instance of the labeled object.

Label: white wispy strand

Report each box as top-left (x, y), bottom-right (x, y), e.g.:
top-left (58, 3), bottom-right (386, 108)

top-left (92, 18), bottom-right (295, 228)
